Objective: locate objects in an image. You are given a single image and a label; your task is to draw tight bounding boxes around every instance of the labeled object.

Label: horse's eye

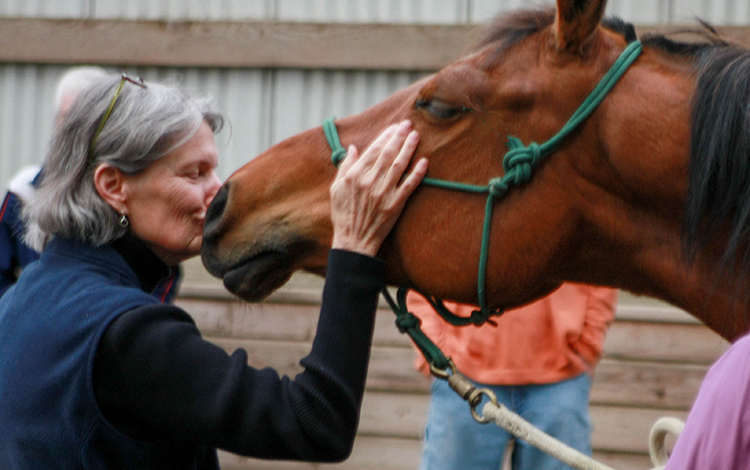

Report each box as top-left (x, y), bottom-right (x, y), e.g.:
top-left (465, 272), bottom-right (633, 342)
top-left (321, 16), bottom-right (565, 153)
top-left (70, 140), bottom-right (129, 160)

top-left (415, 98), bottom-right (468, 120)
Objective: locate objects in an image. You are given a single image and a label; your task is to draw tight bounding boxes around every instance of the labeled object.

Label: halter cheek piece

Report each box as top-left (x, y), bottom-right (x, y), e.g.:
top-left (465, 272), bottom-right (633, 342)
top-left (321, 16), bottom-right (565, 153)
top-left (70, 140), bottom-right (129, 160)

top-left (323, 40), bottom-right (643, 371)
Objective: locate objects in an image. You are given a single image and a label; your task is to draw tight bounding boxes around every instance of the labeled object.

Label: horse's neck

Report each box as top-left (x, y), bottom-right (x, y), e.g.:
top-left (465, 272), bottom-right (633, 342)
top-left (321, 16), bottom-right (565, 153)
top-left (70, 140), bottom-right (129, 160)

top-left (642, 244), bottom-right (750, 341)
top-left (580, 199), bottom-right (750, 341)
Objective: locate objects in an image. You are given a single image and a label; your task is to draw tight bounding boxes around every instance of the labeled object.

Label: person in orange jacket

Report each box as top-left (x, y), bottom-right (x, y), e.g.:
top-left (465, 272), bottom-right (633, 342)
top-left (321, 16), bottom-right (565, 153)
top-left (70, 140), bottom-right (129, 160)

top-left (408, 284), bottom-right (617, 470)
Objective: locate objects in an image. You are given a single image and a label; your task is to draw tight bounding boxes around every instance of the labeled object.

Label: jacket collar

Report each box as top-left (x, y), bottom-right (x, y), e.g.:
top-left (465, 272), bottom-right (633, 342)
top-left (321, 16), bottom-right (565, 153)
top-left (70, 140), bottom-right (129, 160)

top-left (110, 233), bottom-right (173, 294)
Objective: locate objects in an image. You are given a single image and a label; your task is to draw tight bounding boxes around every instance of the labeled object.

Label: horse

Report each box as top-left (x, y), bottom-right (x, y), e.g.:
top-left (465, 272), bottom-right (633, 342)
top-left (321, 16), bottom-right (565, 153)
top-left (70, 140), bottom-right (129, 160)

top-left (201, 0), bottom-right (750, 345)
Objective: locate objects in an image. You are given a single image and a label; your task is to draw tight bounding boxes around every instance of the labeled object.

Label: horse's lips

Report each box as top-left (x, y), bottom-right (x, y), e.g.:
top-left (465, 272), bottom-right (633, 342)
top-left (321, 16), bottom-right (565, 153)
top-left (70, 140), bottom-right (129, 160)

top-left (221, 251), bottom-right (293, 301)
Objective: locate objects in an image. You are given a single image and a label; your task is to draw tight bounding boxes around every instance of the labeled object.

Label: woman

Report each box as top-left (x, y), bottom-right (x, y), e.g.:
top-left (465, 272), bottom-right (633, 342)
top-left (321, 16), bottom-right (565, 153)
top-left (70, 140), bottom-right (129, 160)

top-left (0, 74), bottom-right (427, 469)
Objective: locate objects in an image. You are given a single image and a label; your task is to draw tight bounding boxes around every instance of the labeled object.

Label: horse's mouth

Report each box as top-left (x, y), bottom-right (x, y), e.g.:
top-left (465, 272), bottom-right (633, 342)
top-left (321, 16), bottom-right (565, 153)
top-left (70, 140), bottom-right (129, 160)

top-left (220, 250), bottom-right (294, 302)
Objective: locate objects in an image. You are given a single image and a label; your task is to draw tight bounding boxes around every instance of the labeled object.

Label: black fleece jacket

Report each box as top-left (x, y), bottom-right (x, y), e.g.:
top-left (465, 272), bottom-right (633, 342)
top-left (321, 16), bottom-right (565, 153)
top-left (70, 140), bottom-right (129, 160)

top-left (94, 237), bottom-right (385, 464)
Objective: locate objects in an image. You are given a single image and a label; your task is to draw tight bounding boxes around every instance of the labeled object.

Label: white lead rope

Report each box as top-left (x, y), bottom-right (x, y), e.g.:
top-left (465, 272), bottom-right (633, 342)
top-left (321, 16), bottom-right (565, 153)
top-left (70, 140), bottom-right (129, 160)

top-left (437, 359), bottom-right (684, 470)
top-left (648, 417), bottom-right (685, 468)
top-left (480, 400), bottom-right (618, 470)
top-left (473, 384), bottom-right (684, 470)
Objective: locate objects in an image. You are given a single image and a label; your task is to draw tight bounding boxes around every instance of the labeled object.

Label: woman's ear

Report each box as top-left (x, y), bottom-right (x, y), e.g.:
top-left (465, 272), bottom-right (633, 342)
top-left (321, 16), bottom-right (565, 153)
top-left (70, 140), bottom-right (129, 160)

top-left (94, 163), bottom-right (128, 214)
top-left (554, 0), bottom-right (607, 52)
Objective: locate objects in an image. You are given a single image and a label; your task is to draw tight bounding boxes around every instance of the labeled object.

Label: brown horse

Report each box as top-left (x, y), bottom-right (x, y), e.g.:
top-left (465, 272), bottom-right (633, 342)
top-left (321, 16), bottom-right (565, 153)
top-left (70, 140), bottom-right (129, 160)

top-left (201, 0), bottom-right (750, 342)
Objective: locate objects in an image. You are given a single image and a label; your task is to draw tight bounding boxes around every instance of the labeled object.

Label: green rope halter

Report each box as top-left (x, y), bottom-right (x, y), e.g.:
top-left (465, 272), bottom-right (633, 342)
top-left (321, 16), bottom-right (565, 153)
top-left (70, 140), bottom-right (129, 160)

top-left (323, 40), bottom-right (642, 372)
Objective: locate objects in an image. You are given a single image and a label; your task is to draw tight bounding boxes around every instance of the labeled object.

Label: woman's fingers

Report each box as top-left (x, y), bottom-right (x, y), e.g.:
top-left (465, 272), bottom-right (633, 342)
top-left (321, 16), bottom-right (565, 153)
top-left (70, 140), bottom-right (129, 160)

top-left (329, 120), bottom-right (427, 257)
top-left (351, 120), bottom-right (412, 179)
top-left (396, 156), bottom-right (429, 201)
top-left (334, 144), bottom-right (359, 180)
top-left (366, 120), bottom-right (413, 176)
top-left (350, 123), bottom-right (399, 172)
top-left (383, 129), bottom-right (420, 189)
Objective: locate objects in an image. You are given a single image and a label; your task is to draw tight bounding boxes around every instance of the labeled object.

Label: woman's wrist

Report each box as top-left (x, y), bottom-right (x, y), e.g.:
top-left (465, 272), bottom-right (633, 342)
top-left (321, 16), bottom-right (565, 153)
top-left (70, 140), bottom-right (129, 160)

top-left (331, 235), bottom-right (378, 258)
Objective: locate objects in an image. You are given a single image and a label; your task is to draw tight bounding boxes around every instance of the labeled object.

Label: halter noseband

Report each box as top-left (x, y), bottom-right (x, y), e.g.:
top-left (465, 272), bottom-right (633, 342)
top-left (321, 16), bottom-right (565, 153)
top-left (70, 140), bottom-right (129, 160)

top-left (323, 40), bottom-right (642, 341)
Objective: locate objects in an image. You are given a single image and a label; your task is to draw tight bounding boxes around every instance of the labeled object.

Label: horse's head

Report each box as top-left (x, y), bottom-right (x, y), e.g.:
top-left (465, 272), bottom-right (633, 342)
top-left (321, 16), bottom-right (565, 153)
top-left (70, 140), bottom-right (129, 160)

top-left (202, 0), bottom-right (750, 339)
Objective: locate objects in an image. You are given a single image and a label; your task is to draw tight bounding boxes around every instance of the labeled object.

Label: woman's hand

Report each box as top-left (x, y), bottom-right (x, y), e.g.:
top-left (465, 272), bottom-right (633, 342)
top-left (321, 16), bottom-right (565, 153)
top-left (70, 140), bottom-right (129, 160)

top-left (330, 120), bottom-right (428, 257)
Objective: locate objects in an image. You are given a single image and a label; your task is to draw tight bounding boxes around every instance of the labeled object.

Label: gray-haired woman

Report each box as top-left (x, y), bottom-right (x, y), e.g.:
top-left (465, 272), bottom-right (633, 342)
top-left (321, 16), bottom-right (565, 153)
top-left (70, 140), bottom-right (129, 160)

top-left (0, 74), bottom-right (427, 469)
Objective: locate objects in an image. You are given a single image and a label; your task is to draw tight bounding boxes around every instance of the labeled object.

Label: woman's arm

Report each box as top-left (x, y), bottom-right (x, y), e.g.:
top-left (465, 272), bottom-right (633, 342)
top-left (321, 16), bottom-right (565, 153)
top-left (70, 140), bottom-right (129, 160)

top-left (95, 249), bottom-right (383, 461)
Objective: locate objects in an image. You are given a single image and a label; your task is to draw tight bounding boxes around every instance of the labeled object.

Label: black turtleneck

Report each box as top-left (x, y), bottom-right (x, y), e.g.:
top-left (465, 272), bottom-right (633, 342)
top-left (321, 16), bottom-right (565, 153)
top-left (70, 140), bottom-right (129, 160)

top-left (93, 244), bottom-right (385, 465)
top-left (110, 233), bottom-right (173, 294)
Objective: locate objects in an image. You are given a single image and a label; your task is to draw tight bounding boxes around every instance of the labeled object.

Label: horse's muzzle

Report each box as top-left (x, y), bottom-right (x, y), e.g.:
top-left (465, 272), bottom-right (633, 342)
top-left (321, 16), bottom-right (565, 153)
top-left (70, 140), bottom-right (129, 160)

top-left (201, 182), bottom-right (230, 278)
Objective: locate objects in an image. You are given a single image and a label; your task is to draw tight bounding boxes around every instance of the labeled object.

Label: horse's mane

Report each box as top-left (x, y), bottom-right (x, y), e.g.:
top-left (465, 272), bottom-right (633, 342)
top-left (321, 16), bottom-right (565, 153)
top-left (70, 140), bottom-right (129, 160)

top-left (644, 24), bottom-right (750, 273)
top-left (637, 27), bottom-right (750, 272)
top-left (685, 42), bottom-right (750, 272)
top-left (473, 9), bottom-right (750, 271)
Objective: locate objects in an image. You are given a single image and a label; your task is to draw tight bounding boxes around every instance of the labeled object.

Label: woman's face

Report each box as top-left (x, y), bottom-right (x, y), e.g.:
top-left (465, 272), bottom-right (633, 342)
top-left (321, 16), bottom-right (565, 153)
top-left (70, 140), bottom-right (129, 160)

top-left (122, 121), bottom-right (222, 265)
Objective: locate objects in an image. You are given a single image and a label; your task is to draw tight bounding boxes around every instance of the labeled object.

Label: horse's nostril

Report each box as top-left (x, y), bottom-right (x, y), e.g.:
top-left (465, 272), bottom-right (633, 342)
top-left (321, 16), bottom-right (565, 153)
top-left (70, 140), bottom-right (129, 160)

top-left (204, 183), bottom-right (229, 238)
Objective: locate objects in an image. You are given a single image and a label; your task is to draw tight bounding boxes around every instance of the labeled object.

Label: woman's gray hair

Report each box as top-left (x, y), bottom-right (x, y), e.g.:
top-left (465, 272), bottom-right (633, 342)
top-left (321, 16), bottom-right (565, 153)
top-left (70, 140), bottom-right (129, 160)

top-left (24, 74), bottom-right (224, 251)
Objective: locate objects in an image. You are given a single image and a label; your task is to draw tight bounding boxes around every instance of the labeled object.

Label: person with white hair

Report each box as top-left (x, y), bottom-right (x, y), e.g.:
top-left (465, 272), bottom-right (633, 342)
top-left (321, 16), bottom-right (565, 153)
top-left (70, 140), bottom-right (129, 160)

top-left (0, 72), bottom-right (427, 468)
top-left (0, 66), bottom-right (108, 296)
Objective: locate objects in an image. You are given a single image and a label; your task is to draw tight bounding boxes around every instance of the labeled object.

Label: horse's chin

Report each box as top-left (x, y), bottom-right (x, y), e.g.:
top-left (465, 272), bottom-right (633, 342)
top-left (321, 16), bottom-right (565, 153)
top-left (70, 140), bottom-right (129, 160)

top-left (220, 250), bottom-right (294, 301)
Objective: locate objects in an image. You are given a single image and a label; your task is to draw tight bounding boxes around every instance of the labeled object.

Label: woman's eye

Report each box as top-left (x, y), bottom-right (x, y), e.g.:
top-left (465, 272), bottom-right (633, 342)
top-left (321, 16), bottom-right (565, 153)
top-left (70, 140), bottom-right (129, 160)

top-left (415, 98), bottom-right (467, 120)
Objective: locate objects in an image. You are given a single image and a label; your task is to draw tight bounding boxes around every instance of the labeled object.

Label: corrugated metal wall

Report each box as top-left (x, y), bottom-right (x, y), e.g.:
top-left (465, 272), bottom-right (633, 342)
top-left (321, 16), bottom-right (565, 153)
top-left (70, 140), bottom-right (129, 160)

top-left (2, 0), bottom-right (748, 23)
top-left (1, 0), bottom-right (747, 187)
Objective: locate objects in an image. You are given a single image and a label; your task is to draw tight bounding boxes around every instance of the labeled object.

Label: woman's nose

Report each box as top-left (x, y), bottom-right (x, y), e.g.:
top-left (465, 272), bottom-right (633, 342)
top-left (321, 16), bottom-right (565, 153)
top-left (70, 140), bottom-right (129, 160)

top-left (205, 171), bottom-right (223, 205)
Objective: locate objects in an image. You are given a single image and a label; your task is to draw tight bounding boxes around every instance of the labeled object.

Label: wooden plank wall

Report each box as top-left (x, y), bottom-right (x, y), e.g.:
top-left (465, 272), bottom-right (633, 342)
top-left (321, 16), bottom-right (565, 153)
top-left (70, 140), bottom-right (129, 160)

top-left (176, 259), bottom-right (729, 470)
top-left (2, 18), bottom-right (750, 71)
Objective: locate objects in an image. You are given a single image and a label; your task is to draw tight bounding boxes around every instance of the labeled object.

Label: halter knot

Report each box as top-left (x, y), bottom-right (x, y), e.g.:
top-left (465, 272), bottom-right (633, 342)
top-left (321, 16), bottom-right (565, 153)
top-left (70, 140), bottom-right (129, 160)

top-left (395, 311), bottom-right (422, 333)
top-left (488, 177), bottom-right (509, 199)
top-left (330, 148), bottom-right (347, 167)
top-left (323, 117), bottom-right (348, 167)
top-left (470, 308), bottom-right (503, 326)
top-left (503, 137), bottom-right (542, 186)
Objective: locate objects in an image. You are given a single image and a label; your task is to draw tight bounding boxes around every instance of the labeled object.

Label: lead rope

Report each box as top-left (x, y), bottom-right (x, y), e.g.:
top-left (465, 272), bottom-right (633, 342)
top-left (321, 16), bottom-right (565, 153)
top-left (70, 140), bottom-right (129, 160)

top-left (434, 359), bottom-right (681, 470)
top-left (324, 39), bottom-right (682, 469)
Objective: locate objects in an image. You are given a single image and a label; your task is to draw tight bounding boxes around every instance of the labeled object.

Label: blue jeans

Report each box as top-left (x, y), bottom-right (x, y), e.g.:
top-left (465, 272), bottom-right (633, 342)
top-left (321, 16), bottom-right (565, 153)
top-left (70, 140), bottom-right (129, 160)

top-left (420, 373), bottom-right (593, 470)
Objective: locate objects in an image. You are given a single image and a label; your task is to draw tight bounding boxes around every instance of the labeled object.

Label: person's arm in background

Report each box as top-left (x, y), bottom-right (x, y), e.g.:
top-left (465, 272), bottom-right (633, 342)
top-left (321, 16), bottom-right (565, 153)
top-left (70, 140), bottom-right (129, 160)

top-left (0, 191), bottom-right (20, 296)
top-left (0, 166), bottom-right (43, 297)
top-left (570, 286), bottom-right (618, 367)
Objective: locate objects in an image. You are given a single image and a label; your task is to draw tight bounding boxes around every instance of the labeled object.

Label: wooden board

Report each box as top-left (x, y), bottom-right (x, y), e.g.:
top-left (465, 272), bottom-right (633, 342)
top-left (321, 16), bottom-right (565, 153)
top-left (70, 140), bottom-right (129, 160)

top-left (591, 359), bottom-right (710, 409)
top-left (217, 442), bottom-right (656, 470)
top-left (1, 18), bottom-right (749, 70)
top-left (203, 335), bottom-right (714, 410)
top-left (213, 401), bottom-right (677, 469)
top-left (217, 437), bottom-right (423, 470)
top-left (0, 19), bottom-right (479, 70)
top-left (181, 298), bottom-right (729, 364)
top-left (604, 321), bottom-right (728, 365)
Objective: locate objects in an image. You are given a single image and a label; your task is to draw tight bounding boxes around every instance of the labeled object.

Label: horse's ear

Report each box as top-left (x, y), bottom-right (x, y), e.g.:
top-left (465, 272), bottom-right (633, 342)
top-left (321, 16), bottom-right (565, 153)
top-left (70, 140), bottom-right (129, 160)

top-left (554, 0), bottom-right (607, 52)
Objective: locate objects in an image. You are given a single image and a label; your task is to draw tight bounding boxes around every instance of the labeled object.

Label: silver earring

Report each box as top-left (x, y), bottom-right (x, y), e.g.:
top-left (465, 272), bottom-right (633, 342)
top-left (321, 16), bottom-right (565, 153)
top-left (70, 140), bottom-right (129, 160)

top-left (119, 213), bottom-right (129, 228)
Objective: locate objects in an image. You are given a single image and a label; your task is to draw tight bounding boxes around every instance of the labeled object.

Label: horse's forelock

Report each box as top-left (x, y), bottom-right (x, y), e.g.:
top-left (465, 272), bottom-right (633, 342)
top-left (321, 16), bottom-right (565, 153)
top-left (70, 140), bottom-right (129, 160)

top-left (469, 8), bottom-right (556, 56)
top-left (468, 8), bottom-right (640, 69)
